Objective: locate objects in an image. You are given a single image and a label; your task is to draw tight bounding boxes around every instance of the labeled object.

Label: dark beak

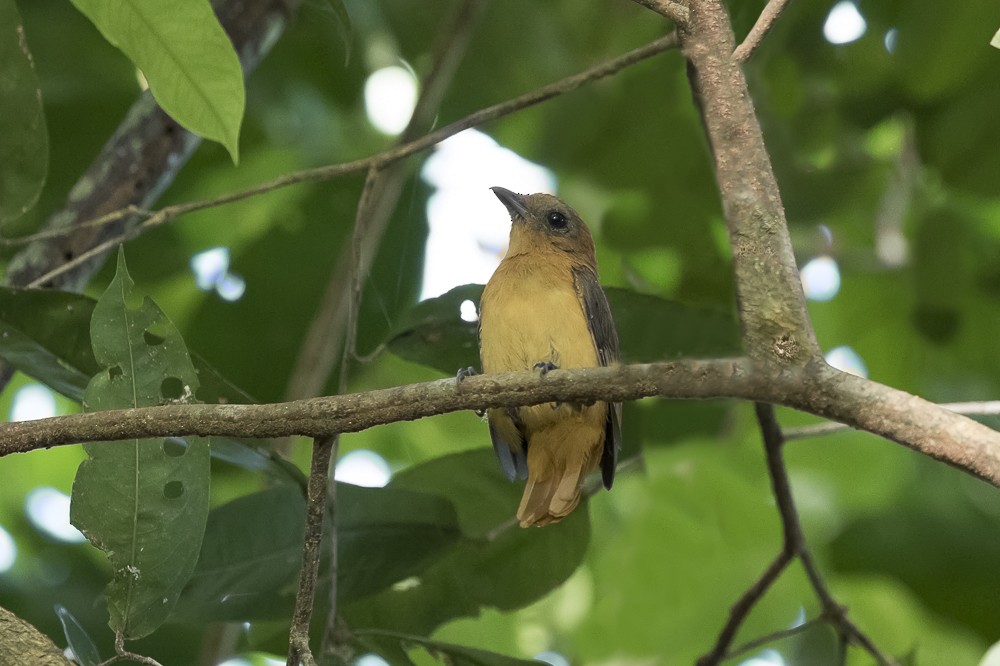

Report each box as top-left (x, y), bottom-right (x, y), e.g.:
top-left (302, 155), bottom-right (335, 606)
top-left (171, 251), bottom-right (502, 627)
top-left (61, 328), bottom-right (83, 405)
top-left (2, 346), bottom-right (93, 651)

top-left (491, 186), bottom-right (529, 220)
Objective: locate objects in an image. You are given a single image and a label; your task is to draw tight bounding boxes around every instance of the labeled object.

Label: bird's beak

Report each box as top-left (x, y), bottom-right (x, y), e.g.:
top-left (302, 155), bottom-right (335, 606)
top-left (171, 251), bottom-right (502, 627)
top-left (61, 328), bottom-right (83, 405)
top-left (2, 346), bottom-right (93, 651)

top-left (491, 187), bottom-right (529, 220)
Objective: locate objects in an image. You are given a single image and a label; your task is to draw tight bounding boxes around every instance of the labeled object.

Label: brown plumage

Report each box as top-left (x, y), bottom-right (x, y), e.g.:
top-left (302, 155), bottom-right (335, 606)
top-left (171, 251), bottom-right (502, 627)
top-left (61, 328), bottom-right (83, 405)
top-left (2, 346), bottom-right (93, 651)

top-left (479, 187), bottom-right (621, 528)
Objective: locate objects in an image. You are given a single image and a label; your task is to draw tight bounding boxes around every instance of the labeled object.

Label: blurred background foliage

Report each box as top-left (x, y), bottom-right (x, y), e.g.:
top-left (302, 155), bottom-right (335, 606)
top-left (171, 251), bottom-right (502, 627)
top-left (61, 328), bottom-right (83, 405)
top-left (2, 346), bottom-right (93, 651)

top-left (2, 0), bottom-right (1000, 664)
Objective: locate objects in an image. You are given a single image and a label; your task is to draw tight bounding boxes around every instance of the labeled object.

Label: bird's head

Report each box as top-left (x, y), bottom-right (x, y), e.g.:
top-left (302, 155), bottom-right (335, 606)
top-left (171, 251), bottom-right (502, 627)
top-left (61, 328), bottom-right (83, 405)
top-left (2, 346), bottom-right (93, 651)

top-left (491, 186), bottom-right (597, 265)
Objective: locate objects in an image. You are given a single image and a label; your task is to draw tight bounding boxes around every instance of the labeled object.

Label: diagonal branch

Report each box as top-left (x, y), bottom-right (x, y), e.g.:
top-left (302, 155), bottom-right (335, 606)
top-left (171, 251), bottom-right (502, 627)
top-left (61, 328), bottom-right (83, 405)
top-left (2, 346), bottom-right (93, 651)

top-left (630, 0), bottom-right (690, 25)
top-left (699, 404), bottom-right (896, 665)
top-left (680, 0), bottom-right (818, 363)
top-left (20, 32), bottom-right (679, 290)
top-left (732, 0), bottom-right (794, 62)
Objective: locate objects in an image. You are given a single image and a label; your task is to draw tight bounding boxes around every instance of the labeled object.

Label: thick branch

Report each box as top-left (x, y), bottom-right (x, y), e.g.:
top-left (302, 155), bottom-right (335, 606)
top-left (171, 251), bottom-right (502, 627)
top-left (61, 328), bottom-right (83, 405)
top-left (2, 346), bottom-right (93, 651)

top-left (681, 1), bottom-right (819, 362)
top-left (4, 360), bottom-right (1000, 489)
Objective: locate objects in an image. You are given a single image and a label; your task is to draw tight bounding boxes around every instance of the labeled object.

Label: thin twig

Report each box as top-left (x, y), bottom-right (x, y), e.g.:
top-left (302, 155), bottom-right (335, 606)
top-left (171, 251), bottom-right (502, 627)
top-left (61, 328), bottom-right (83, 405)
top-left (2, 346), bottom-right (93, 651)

top-left (630, 0), bottom-right (690, 24)
top-left (873, 122), bottom-right (918, 268)
top-left (284, 0), bottom-right (488, 405)
top-left (696, 549), bottom-right (794, 665)
top-left (0, 206), bottom-right (151, 246)
top-left (97, 632), bottom-right (165, 666)
top-left (725, 617), bottom-right (824, 661)
top-left (23, 33), bottom-right (679, 289)
top-left (700, 405), bottom-right (897, 664)
top-left (315, 166), bottom-right (381, 656)
top-left (286, 435), bottom-right (337, 666)
top-left (784, 400), bottom-right (1000, 441)
top-left (732, 0), bottom-right (793, 62)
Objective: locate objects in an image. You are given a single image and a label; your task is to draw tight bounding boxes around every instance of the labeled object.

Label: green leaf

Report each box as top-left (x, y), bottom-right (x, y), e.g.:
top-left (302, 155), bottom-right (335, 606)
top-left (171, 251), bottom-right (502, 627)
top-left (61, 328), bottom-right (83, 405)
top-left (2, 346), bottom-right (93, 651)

top-left (70, 249), bottom-right (210, 640)
top-left (338, 484), bottom-right (462, 602)
top-left (172, 485), bottom-right (306, 623)
top-left (0, 287), bottom-right (255, 405)
top-left (353, 629), bottom-right (541, 666)
top-left (387, 284), bottom-right (482, 375)
top-left (344, 449), bottom-right (591, 635)
top-left (54, 604), bottom-right (102, 666)
top-left (0, 0), bottom-right (48, 223)
top-left (323, 0), bottom-right (352, 66)
top-left (386, 284), bottom-right (741, 375)
top-left (0, 288), bottom-right (99, 401)
top-left (209, 437), bottom-right (307, 487)
top-left (68, 0), bottom-right (244, 162)
top-left (172, 483), bottom-right (463, 622)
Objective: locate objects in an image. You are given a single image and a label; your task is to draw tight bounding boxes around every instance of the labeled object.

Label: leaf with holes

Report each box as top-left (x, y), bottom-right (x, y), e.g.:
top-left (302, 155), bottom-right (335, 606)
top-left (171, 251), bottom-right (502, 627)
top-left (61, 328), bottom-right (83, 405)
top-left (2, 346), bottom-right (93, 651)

top-left (70, 248), bottom-right (210, 640)
top-left (68, 0), bottom-right (244, 161)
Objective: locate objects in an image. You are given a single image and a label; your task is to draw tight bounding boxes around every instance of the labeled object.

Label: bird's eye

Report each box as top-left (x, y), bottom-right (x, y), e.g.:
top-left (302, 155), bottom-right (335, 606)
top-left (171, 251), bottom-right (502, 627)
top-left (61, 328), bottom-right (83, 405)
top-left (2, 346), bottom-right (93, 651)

top-left (546, 211), bottom-right (568, 230)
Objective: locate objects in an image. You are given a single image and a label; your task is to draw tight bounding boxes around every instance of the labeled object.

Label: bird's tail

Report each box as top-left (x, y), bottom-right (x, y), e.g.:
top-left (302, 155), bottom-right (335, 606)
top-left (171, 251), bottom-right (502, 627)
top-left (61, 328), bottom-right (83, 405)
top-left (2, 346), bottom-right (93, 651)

top-left (516, 423), bottom-right (599, 528)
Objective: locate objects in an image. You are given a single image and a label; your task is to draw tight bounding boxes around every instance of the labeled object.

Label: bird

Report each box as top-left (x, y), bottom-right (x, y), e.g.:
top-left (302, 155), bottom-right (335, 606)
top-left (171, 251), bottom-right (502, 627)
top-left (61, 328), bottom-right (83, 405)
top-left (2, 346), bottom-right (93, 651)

top-left (478, 186), bottom-right (621, 528)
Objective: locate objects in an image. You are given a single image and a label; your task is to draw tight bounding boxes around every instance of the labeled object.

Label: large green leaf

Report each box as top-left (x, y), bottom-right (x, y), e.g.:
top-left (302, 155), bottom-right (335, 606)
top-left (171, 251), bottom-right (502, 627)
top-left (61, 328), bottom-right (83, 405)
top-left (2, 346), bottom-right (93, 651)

top-left (344, 449), bottom-right (591, 636)
top-left (0, 288), bottom-right (99, 401)
top-left (68, 0), bottom-right (244, 161)
top-left (0, 287), bottom-right (255, 404)
top-left (353, 629), bottom-right (541, 666)
top-left (172, 483), bottom-right (463, 622)
top-left (70, 249), bottom-right (210, 640)
top-left (387, 284), bottom-right (741, 375)
top-left (0, 0), bottom-right (48, 224)
top-left (338, 483), bottom-right (463, 602)
top-left (171, 485), bottom-right (306, 623)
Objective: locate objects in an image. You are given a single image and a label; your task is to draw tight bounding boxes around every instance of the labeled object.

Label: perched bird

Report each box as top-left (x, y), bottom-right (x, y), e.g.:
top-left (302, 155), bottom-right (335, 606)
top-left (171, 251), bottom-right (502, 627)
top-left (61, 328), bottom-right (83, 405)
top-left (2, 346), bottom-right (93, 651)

top-left (478, 187), bottom-right (621, 528)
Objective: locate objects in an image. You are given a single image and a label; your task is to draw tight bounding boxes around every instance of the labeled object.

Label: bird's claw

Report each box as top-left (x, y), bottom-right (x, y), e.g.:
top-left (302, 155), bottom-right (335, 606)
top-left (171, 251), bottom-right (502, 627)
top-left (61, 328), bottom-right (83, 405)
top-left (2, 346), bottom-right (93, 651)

top-left (456, 366), bottom-right (478, 383)
top-left (533, 361), bottom-right (558, 377)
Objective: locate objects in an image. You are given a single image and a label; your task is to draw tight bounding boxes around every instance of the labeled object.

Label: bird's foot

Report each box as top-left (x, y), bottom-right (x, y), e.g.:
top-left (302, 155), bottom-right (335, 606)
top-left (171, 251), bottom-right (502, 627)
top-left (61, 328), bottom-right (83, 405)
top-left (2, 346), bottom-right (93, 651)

top-left (456, 367), bottom-right (485, 416)
top-left (533, 361), bottom-right (558, 377)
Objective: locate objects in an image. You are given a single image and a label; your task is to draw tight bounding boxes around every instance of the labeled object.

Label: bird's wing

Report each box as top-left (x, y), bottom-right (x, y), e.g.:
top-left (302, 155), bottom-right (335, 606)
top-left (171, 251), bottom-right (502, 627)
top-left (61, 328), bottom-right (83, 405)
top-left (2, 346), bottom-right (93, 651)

top-left (478, 316), bottom-right (529, 481)
top-left (489, 415), bottom-right (528, 481)
top-left (574, 266), bottom-right (622, 490)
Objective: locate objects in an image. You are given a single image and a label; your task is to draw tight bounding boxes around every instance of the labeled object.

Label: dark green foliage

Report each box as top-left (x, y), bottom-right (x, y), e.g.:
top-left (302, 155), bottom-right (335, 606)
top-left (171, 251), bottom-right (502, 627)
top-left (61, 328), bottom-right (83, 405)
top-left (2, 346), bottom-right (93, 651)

top-left (2, 0), bottom-right (1000, 663)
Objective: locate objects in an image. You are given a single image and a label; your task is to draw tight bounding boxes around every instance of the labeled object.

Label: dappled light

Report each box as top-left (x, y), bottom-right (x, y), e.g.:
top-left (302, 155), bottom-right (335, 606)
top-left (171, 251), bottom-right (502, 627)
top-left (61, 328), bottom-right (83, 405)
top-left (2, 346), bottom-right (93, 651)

top-left (25, 487), bottom-right (85, 544)
top-left (823, 1), bottom-right (866, 45)
top-left (364, 65), bottom-right (418, 136)
top-left (334, 449), bottom-right (391, 488)
top-left (9, 384), bottom-right (55, 422)
top-left (800, 255), bottom-right (841, 302)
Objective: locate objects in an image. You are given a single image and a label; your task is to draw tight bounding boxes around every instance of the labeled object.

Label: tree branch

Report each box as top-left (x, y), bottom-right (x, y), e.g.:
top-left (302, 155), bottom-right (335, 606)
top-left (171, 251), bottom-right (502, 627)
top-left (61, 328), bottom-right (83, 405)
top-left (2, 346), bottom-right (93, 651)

top-left (784, 400), bottom-right (1000, 441)
top-left (680, 1), bottom-right (818, 363)
top-left (630, 0), bottom-right (690, 25)
top-left (285, 0), bottom-right (489, 403)
top-left (732, 0), bottom-right (793, 62)
top-left (19, 32), bottom-right (680, 290)
top-left (286, 435), bottom-right (336, 666)
top-left (4, 360), bottom-right (1000, 490)
top-left (700, 404), bottom-right (896, 664)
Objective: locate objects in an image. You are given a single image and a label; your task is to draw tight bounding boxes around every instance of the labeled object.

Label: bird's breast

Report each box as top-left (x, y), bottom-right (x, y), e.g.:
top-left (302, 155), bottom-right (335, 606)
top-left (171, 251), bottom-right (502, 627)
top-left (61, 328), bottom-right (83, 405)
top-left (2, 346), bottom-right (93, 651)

top-left (479, 254), bottom-right (598, 374)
